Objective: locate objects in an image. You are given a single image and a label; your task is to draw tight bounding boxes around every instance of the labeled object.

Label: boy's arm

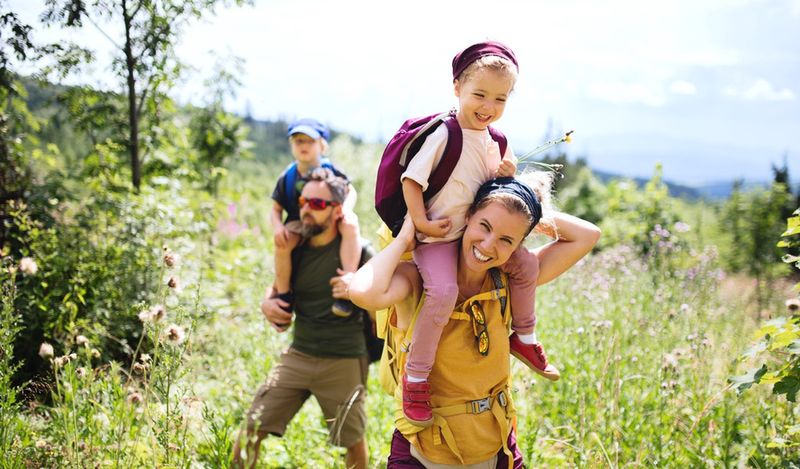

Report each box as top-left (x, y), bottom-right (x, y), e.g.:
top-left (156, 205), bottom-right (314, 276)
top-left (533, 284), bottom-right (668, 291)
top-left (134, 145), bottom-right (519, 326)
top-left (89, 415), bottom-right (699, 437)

top-left (271, 202), bottom-right (289, 248)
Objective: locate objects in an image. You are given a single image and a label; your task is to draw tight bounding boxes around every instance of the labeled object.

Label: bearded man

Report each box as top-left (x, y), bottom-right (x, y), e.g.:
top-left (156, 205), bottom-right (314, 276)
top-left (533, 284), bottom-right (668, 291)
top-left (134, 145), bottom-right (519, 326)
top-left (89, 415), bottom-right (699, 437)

top-left (232, 168), bottom-right (373, 469)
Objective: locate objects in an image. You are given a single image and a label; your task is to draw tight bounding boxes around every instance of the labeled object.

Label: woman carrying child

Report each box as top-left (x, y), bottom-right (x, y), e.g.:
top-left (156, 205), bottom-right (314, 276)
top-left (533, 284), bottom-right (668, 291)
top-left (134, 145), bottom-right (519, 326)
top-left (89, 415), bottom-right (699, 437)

top-left (350, 175), bottom-right (600, 467)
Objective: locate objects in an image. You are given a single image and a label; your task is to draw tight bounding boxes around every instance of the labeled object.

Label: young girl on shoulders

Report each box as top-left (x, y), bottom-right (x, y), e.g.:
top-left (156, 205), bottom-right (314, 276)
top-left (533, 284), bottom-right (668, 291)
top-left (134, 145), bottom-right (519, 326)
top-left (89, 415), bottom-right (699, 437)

top-left (399, 41), bottom-right (558, 427)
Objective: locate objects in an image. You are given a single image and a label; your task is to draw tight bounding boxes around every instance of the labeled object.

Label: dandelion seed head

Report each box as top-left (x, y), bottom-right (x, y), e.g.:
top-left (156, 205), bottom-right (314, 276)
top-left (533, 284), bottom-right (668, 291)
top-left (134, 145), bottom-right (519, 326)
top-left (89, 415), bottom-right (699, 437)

top-left (165, 324), bottom-right (186, 344)
top-left (38, 342), bottom-right (54, 359)
top-left (127, 392), bottom-right (144, 405)
top-left (19, 257), bottom-right (38, 275)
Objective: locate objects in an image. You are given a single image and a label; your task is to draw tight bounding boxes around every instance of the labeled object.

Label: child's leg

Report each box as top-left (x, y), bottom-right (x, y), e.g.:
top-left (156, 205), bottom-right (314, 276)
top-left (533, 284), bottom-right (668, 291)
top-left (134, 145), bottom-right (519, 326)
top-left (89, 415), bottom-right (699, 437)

top-left (503, 245), bottom-right (560, 381)
top-left (274, 224), bottom-right (302, 295)
top-left (406, 240), bottom-right (460, 381)
top-left (331, 211), bottom-right (361, 317)
top-left (501, 246), bottom-right (540, 334)
top-left (337, 210), bottom-right (361, 273)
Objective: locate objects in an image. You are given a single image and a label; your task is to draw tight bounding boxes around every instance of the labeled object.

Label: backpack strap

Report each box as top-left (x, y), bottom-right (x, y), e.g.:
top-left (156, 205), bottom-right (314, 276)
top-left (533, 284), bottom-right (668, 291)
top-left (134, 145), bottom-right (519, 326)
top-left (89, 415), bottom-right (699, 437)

top-left (487, 127), bottom-right (508, 159)
top-left (284, 158), bottom-right (335, 202)
top-left (424, 111), bottom-right (462, 202)
top-left (488, 268), bottom-right (509, 324)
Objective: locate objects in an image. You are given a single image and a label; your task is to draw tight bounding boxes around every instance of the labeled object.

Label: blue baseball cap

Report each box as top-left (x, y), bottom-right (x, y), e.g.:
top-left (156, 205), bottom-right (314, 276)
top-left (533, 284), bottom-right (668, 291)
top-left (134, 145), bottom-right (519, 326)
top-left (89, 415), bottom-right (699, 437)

top-left (287, 118), bottom-right (330, 141)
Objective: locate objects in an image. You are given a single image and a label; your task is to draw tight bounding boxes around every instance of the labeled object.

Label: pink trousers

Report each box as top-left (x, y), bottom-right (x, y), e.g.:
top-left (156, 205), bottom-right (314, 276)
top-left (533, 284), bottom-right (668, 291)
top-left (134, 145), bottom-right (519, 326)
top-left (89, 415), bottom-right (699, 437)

top-left (406, 240), bottom-right (540, 379)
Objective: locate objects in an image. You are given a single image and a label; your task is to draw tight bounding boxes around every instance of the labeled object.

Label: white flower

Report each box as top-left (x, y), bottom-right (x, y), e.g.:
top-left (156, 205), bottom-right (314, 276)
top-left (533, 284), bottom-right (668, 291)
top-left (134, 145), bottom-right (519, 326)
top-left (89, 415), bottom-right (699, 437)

top-left (38, 342), bottom-right (54, 359)
top-left (76, 335), bottom-right (89, 347)
top-left (19, 257), bottom-right (38, 276)
top-left (35, 439), bottom-right (47, 449)
top-left (139, 353), bottom-right (151, 363)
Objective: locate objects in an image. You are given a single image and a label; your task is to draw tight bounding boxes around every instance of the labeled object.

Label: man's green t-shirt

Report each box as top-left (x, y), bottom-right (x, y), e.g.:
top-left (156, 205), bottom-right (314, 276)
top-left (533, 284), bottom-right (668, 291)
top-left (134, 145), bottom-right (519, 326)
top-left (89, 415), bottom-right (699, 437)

top-left (290, 236), bottom-right (373, 358)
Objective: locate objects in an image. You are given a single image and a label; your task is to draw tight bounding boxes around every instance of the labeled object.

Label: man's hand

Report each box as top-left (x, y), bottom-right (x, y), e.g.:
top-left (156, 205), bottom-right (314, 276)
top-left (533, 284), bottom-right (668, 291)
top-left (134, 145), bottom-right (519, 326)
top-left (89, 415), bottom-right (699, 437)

top-left (496, 159), bottom-right (517, 177)
top-left (330, 268), bottom-right (354, 299)
top-left (261, 296), bottom-right (293, 332)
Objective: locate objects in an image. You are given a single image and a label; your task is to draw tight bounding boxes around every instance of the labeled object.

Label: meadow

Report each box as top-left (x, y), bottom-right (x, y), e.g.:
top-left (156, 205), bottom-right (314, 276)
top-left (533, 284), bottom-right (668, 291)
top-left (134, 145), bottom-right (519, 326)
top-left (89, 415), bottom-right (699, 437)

top-left (2, 133), bottom-right (798, 468)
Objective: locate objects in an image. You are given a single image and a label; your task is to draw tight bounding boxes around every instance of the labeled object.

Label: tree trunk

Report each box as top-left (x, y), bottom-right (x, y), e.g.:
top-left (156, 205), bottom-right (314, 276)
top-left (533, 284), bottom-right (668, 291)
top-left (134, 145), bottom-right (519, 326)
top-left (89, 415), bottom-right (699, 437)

top-left (122, 0), bottom-right (140, 192)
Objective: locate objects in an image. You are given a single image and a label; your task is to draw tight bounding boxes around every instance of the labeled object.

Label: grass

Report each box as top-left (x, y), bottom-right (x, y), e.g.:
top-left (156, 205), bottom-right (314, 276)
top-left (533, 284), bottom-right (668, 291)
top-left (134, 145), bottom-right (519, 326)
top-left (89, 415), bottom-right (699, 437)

top-left (3, 136), bottom-right (798, 467)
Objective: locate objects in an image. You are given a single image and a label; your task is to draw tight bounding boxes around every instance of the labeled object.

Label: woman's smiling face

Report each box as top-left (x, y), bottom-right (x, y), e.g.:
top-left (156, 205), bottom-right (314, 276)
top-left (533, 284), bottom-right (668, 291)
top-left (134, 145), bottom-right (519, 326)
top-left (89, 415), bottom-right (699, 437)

top-left (461, 201), bottom-right (529, 274)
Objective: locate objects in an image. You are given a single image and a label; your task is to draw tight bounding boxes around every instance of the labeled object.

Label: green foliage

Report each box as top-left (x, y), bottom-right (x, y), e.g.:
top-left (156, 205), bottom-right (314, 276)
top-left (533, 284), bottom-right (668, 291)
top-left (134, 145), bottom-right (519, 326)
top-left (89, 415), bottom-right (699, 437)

top-left (719, 181), bottom-right (793, 306)
top-left (557, 166), bottom-right (607, 224)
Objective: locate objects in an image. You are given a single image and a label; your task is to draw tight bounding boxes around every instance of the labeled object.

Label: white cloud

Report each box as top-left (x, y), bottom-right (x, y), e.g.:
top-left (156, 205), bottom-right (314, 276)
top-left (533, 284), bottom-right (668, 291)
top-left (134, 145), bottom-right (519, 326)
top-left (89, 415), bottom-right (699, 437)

top-left (724, 79), bottom-right (796, 101)
top-left (670, 80), bottom-right (697, 95)
top-left (586, 82), bottom-right (666, 107)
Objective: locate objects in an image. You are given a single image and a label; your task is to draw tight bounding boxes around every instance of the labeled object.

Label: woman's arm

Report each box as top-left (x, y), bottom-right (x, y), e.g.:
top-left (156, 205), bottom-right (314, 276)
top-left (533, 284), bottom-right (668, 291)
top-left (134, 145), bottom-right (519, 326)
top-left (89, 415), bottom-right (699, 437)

top-left (349, 217), bottom-right (418, 312)
top-left (533, 212), bottom-right (601, 286)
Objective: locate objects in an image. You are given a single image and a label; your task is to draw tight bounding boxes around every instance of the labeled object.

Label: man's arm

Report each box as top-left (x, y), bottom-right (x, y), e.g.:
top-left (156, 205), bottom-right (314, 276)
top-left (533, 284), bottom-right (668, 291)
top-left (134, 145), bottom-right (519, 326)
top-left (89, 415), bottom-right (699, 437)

top-left (260, 283), bottom-right (293, 332)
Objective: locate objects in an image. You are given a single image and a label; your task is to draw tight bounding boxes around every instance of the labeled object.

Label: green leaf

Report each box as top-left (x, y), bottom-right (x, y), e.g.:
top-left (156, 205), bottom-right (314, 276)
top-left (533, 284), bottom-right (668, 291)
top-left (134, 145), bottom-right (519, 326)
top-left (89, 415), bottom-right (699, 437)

top-left (729, 364), bottom-right (768, 393)
top-left (755, 318), bottom-right (788, 339)
top-left (774, 376), bottom-right (800, 402)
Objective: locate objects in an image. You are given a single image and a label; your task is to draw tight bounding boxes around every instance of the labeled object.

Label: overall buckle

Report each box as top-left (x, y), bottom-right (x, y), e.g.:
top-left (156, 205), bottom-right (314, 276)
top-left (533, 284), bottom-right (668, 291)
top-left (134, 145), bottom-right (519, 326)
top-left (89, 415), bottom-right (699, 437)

top-left (470, 397), bottom-right (492, 414)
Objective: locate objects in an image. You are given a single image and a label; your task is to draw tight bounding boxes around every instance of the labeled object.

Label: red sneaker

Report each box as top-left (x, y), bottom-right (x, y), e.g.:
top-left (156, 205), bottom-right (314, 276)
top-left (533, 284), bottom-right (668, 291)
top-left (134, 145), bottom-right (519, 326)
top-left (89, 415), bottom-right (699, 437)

top-left (509, 333), bottom-right (561, 381)
top-left (402, 375), bottom-right (433, 427)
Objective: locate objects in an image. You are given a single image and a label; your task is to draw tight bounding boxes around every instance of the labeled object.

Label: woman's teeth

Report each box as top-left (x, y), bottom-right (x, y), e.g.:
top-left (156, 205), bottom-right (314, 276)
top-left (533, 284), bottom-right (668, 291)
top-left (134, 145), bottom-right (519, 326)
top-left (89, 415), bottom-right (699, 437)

top-left (473, 246), bottom-right (490, 262)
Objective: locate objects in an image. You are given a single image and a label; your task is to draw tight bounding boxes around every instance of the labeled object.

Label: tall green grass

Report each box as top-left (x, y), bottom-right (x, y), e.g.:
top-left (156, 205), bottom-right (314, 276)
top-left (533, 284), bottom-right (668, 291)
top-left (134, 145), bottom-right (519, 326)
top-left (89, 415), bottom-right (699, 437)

top-left (3, 135), bottom-right (796, 467)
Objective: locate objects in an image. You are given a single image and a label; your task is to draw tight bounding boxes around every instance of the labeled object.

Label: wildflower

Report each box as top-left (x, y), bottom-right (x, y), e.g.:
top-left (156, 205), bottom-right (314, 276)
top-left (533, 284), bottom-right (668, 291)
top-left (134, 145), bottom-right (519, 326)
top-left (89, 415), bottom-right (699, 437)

top-left (787, 298), bottom-right (800, 313)
top-left (680, 303), bottom-right (691, 314)
top-left (165, 324), bottom-right (186, 344)
top-left (90, 348), bottom-right (101, 358)
top-left (132, 363), bottom-right (147, 375)
top-left (662, 353), bottom-right (679, 371)
top-left (35, 439), bottom-right (47, 449)
top-left (150, 304), bottom-right (166, 321)
top-left (674, 221), bottom-right (691, 233)
top-left (138, 309), bottom-right (153, 322)
top-left (167, 276), bottom-right (180, 290)
top-left (139, 304), bottom-right (166, 323)
top-left (39, 342), bottom-right (54, 359)
top-left (54, 355), bottom-right (69, 367)
top-left (140, 353), bottom-right (151, 363)
top-left (19, 257), bottom-right (38, 275)
top-left (576, 327), bottom-right (585, 335)
top-left (76, 367), bottom-right (87, 378)
top-left (93, 413), bottom-right (110, 429)
top-left (75, 335), bottom-right (89, 347)
top-left (163, 247), bottom-right (179, 268)
top-left (127, 392), bottom-right (144, 405)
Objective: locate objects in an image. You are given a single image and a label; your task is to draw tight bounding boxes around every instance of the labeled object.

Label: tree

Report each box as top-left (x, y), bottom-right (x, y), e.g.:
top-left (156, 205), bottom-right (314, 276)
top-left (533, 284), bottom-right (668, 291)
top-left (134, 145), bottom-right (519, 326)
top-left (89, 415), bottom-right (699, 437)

top-left (42, 0), bottom-right (250, 191)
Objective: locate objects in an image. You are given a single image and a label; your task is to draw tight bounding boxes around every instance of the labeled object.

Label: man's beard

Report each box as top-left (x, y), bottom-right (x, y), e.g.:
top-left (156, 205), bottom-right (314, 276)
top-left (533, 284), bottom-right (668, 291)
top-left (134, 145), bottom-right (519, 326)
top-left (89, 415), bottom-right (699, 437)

top-left (300, 213), bottom-right (333, 238)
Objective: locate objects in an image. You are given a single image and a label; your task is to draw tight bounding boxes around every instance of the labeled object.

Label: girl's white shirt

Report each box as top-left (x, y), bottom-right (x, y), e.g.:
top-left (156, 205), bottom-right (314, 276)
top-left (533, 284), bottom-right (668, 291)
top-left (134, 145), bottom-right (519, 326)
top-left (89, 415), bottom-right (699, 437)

top-left (401, 124), bottom-right (516, 243)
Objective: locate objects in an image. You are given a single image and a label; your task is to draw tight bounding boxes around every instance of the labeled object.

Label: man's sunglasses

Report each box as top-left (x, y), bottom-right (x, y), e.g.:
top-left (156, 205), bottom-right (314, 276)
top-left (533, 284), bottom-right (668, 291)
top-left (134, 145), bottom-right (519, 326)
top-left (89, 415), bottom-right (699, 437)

top-left (299, 196), bottom-right (340, 211)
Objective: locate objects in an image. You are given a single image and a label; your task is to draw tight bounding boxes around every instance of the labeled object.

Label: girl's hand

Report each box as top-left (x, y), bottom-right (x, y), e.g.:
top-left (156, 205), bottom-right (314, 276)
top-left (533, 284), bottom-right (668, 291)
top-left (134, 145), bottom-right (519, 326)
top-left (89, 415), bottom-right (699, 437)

top-left (417, 217), bottom-right (452, 238)
top-left (496, 159), bottom-right (517, 177)
top-left (273, 224), bottom-right (289, 249)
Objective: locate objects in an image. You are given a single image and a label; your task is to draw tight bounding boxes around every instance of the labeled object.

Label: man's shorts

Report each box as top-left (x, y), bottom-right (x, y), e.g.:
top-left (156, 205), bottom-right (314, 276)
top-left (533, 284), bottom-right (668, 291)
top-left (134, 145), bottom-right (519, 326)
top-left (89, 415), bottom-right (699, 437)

top-left (245, 347), bottom-right (368, 447)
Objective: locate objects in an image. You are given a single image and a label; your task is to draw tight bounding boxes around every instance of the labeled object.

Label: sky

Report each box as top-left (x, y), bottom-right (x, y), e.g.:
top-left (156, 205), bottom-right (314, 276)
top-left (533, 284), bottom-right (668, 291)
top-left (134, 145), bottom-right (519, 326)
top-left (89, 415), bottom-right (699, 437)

top-left (9, 0), bottom-right (800, 186)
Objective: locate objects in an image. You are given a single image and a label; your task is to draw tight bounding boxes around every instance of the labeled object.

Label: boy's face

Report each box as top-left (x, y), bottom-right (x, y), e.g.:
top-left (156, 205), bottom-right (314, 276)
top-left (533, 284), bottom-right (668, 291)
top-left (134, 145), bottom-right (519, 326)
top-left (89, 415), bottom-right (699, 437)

top-left (454, 68), bottom-right (514, 131)
top-left (289, 133), bottom-right (323, 165)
